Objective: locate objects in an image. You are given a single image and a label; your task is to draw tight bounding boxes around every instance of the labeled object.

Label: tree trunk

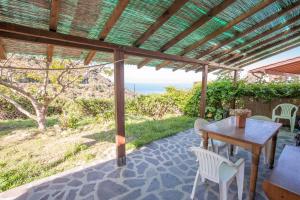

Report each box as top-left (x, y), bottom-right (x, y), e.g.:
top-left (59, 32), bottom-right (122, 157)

top-left (36, 106), bottom-right (47, 131)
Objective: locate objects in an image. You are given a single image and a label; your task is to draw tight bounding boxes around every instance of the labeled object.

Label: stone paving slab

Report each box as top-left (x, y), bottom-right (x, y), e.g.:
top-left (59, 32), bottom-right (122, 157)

top-left (0, 128), bottom-right (295, 200)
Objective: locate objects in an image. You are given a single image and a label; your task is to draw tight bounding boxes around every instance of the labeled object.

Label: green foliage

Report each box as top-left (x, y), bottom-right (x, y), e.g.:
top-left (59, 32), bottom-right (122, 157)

top-left (63, 144), bottom-right (88, 160)
top-left (184, 80), bottom-right (300, 120)
top-left (164, 87), bottom-right (190, 112)
top-left (0, 96), bottom-right (63, 120)
top-left (127, 116), bottom-right (195, 148)
top-left (76, 98), bottom-right (114, 117)
top-left (126, 94), bottom-right (179, 120)
top-left (0, 162), bottom-right (43, 192)
top-left (59, 98), bottom-right (114, 128)
top-left (0, 117), bottom-right (58, 137)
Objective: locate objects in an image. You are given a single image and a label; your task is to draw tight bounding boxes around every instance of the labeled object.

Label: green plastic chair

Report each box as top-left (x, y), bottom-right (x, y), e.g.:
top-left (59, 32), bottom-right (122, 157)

top-left (272, 103), bottom-right (298, 133)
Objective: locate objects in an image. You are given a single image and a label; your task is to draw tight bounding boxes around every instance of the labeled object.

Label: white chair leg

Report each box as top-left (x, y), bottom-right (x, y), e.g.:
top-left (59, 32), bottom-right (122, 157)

top-left (236, 162), bottom-right (245, 200)
top-left (219, 182), bottom-right (228, 200)
top-left (290, 118), bottom-right (295, 133)
top-left (191, 169), bottom-right (201, 199)
top-left (225, 145), bottom-right (230, 159)
top-left (234, 146), bottom-right (239, 155)
top-left (214, 144), bottom-right (219, 154)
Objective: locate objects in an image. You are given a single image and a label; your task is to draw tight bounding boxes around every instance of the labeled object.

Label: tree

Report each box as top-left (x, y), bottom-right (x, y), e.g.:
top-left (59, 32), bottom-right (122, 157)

top-left (0, 55), bottom-right (105, 131)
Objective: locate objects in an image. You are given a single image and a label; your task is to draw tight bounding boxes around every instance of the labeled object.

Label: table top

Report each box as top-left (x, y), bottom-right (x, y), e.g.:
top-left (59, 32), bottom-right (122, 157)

top-left (200, 116), bottom-right (282, 146)
top-left (265, 145), bottom-right (300, 195)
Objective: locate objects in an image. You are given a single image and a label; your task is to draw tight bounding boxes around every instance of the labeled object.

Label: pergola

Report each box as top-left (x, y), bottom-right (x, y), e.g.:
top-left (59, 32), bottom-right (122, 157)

top-left (250, 56), bottom-right (300, 75)
top-left (0, 0), bottom-right (300, 167)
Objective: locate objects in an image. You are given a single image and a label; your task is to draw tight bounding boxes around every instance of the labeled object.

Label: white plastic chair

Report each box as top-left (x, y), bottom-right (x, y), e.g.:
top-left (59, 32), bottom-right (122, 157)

top-left (250, 115), bottom-right (273, 165)
top-left (272, 103), bottom-right (298, 133)
top-left (194, 118), bottom-right (230, 158)
top-left (190, 147), bottom-right (244, 200)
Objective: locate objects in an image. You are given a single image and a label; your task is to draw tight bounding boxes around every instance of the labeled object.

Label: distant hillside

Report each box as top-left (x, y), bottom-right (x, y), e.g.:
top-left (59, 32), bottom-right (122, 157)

top-left (67, 69), bottom-right (134, 99)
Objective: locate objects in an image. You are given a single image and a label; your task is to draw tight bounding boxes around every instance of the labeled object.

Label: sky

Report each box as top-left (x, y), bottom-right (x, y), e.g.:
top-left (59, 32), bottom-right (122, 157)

top-left (123, 46), bottom-right (300, 84)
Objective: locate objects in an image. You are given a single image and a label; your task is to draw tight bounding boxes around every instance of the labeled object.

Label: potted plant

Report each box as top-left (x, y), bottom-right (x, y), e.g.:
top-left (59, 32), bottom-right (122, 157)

top-left (229, 109), bottom-right (252, 128)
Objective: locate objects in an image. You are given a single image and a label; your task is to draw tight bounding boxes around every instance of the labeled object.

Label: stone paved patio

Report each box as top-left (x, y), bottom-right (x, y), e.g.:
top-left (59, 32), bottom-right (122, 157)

top-left (0, 128), bottom-right (295, 200)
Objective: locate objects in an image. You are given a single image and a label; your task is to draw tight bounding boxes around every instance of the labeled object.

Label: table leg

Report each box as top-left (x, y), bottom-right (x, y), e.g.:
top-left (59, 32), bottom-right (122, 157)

top-left (202, 132), bottom-right (208, 150)
top-left (269, 132), bottom-right (278, 169)
top-left (249, 146), bottom-right (261, 200)
top-left (229, 144), bottom-right (234, 156)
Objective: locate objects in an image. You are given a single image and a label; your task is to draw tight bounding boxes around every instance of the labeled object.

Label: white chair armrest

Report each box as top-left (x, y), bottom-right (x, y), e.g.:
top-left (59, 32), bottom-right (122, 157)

top-left (292, 106), bottom-right (299, 118)
top-left (233, 158), bottom-right (244, 168)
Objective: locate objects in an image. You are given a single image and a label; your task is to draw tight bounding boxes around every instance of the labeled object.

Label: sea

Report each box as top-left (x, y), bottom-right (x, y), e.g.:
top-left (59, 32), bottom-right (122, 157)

top-left (125, 82), bottom-right (193, 94)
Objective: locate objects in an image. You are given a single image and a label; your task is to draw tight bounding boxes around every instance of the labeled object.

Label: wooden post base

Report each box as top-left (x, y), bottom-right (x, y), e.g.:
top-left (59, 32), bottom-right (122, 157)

top-left (117, 156), bottom-right (126, 166)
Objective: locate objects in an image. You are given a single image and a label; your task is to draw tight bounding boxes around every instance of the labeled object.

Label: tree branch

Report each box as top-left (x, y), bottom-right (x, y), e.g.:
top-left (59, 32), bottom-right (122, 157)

top-left (0, 79), bottom-right (38, 105)
top-left (0, 92), bottom-right (36, 120)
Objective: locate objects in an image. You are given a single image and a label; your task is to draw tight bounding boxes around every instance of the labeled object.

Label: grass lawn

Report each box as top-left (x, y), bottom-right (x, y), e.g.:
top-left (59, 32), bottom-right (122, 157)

top-left (0, 115), bottom-right (195, 192)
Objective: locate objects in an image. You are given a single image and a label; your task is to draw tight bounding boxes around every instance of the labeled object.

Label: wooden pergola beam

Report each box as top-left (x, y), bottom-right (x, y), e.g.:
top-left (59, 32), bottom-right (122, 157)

top-left (235, 39), bottom-right (300, 69)
top-left (195, 1), bottom-right (300, 59)
top-left (138, 0), bottom-right (235, 68)
top-left (181, 0), bottom-right (275, 55)
top-left (47, 0), bottom-right (60, 63)
top-left (134, 0), bottom-right (189, 47)
top-left (0, 39), bottom-right (6, 59)
top-left (229, 32), bottom-right (300, 66)
top-left (231, 70), bottom-right (238, 109)
top-left (237, 40), bottom-right (300, 68)
top-left (114, 49), bottom-right (126, 166)
top-left (157, 0), bottom-right (275, 70)
top-left (84, 0), bottom-right (130, 65)
top-left (216, 14), bottom-right (300, 63)
top-left (223, 25), bottom-right (300, 64)
top-left (200, 65), bottom-right (208, 118)
top-left (0, 22), bottom-right (238, 70)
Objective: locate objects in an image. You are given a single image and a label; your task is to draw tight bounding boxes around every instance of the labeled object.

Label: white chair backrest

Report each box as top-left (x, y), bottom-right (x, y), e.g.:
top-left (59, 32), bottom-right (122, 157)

top-left (190, 147), bottom-right (232, 182)
top-left (194, 118), bottom-right (209, 136)
top-left (275, 103), bottom-right (298, 117)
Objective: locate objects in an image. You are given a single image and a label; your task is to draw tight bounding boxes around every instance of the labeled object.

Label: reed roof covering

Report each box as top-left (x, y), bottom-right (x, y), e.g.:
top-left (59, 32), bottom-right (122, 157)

top-left (0, 0), bottom-right (300, 72)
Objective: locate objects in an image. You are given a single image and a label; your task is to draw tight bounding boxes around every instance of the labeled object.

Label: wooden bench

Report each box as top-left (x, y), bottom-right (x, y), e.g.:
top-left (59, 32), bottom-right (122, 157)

top-left (263, 145), bottom-right (300, 200)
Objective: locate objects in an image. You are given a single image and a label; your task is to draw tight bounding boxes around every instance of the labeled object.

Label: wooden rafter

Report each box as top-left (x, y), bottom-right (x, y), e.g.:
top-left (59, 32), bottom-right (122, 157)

top-left (138, 0), bottom-right (235, 68)
top-left (137, 58), bottom-right (151, 69)
top-left (0, 39), bottom-right (6, 59)
top-left (223, 25), bottom-right (300, 64)
top-left (134, 0), bottom-right (189, 47)
top-left (195, 1), bottom-right (300, 59)
top-left (214, 38), bottom-right (300, 74)
top-left (157, 0), bottom-right (275, 70)
top-left (231, 33), bottom-right (300, 66)
top-left (235, 41), bottom-right (300, 69)
top-left (181, 0), bottom-right (275, 55)
top-left (84, 0), bottom-right (130, 65)
top-left (0, 22), bottom-right (238, 70)
top-left (47, 0), bottom-right (60, 63)
top-left (216, 14), bottom-right (300, 63)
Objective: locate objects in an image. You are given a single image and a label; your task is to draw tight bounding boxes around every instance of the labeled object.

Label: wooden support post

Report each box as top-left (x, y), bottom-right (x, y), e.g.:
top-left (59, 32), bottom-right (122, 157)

top-left (200, 65), bottom-right (208, 118)
top-left (0, 39), bottom-right (6, 59)
top-left (114, 49), bottom-right (126, 166)
top-left (231, 70), bottom-right (238, 109)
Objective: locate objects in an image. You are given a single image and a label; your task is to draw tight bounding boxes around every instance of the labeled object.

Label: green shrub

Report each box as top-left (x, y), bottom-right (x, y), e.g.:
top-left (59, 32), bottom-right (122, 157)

top-left (184, 80), bottom-right (300, 120)
top-left (0, 96), bottom-right (64, 120)
top-left (59, 98), bottom-right (114, 128)
top-left (76, 98), bottom-right (113, 117)
top-left (126, 94), bottom-right (179, 120)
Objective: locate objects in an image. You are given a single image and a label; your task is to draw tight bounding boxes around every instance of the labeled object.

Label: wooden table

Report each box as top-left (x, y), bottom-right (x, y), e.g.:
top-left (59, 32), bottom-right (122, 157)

top-left (200, 116), bottom-right (282, 200)
top-left (263, 145), bottom-right (300, 200)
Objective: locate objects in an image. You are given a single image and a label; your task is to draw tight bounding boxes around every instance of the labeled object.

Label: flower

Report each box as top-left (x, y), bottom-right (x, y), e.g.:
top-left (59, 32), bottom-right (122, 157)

top-left (229, 109), bottom-right (251, 116)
